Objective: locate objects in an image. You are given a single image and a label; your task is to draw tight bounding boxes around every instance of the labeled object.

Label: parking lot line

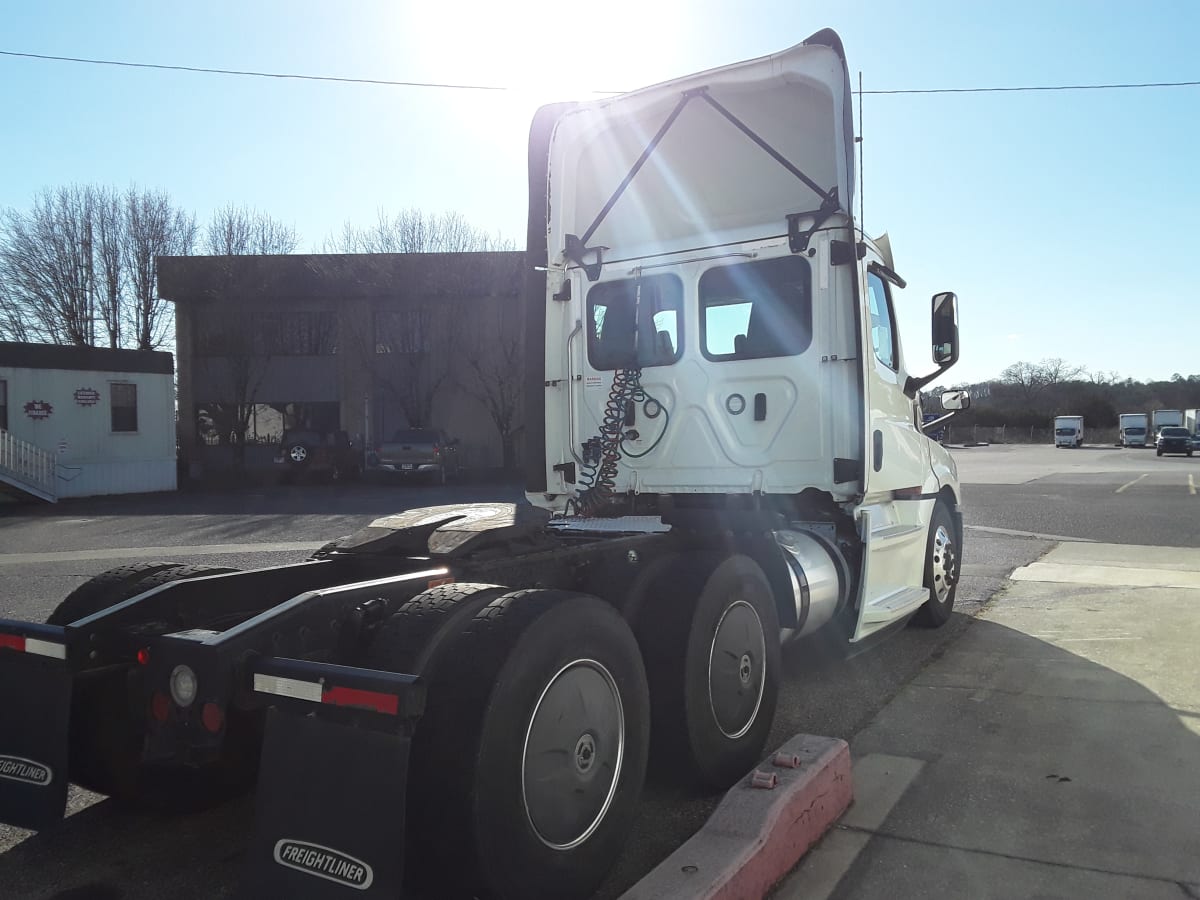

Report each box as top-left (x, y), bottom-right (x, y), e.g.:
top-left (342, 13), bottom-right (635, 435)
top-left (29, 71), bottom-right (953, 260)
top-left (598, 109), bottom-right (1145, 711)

top-left (1114, 473), bottom-right (1148, 494)
top-left (1189, 474), bottom-right (1196, 496)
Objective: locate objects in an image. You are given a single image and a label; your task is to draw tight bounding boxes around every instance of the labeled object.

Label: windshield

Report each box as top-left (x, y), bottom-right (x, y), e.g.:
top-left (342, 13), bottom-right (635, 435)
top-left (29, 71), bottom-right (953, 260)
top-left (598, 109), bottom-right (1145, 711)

top-left (1055, 427), bottom-right (1077, 435)
top-left (1124, 427), bottom-right (1146, 435)
top-left (389, 429), bottom-right (437, 442)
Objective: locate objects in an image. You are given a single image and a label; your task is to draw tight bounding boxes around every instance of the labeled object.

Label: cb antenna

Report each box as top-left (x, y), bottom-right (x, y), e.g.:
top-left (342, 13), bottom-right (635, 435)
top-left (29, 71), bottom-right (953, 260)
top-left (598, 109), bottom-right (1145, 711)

top-left (857, 70), bottom-right (865, 239)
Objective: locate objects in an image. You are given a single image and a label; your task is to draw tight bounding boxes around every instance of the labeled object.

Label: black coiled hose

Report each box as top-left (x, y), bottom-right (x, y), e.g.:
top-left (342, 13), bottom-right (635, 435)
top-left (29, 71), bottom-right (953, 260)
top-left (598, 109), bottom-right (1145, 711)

top-left (571, 368), bottom-right (639, 515)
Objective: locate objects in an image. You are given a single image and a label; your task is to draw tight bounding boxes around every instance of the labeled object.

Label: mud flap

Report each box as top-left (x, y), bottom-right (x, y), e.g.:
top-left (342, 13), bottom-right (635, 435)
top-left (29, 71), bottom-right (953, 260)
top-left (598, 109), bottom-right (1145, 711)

top-left (240, 710), bottom-right (410, 897)
top-left (0, 644), bottom-right (72, 830)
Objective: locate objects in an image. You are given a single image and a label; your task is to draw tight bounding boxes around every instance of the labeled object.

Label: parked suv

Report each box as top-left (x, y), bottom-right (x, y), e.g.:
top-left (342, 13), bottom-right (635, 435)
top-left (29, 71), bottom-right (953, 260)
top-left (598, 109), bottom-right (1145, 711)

top-left (1155, 426), bottom-right (1193, 457)
top-left (275, 429), bottom-right (362, 482)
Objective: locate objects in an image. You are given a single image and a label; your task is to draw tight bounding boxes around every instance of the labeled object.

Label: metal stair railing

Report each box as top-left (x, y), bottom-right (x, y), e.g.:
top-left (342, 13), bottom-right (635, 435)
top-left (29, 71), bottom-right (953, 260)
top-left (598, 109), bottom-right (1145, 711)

top-left (0, 429), bottom-right (57, 502)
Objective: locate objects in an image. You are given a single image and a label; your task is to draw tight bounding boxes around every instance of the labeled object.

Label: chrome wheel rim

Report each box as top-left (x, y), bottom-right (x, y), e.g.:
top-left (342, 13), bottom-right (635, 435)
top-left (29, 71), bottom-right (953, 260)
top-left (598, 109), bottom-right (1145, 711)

top-left (288, 445), bottom-right (307, 463)
top-left (521, 659), bottom-right (624, 850)
top-left (930, 524), bottom-right (957, 603)
top-left (708, 599), bottom-right (766, 740)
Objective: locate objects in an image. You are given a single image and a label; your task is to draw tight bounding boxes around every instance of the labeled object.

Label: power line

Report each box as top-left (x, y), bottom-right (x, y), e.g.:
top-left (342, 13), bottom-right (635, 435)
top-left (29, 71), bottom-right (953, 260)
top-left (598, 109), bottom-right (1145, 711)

top-left (860, 80), bottom-right (1200, 95)
top-left (0, 49), bottom-right (507, 92)
top-left (2, 48), bottom-right (1199, 96)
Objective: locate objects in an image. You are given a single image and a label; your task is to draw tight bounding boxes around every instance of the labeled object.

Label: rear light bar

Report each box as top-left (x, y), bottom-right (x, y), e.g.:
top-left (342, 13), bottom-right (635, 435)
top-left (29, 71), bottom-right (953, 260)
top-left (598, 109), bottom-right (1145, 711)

top-left (250, 657), bottom-right (423, 719)
top-left (0, 622), bottom-right (66, 659)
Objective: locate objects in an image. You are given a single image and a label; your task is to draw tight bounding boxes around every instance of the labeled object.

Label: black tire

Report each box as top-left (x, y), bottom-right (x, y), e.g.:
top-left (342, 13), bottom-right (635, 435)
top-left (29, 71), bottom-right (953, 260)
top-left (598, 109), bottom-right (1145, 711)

top-left (48, 564), bottom-right (248, 805)
top-left (912, 503), bottom-right (960, 628)
top-left (637, 553), bottom-right (781, 788)
top-left (412, 590), bottom-right (649, 900)
top-left (366, 582), bottom-right (509, 678)
top-left (1157, 449), bottom-right (1163, 456)
top-left (48, 562), bottom-right (190, 626)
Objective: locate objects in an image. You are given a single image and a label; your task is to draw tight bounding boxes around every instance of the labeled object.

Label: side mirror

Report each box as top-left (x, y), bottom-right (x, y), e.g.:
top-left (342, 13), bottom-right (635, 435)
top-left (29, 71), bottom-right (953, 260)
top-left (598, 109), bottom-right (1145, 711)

top-left (931, 291), bottom-right (959, 367)
top-left (904, 290), bottom-right (961, 397)
top-left (941, 389), bottom-right (970, 411)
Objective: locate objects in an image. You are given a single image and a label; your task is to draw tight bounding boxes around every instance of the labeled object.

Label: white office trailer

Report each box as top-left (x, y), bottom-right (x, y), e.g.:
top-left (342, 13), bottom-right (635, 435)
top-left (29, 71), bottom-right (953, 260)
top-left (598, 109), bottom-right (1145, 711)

top-left (0, 342), bottom-right (176, 501)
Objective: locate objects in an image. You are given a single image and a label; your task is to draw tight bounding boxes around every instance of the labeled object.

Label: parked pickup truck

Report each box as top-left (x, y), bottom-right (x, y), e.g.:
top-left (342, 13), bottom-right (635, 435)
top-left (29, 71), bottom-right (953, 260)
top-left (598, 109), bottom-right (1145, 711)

top-left (373, 428), bottom-right (460, 483)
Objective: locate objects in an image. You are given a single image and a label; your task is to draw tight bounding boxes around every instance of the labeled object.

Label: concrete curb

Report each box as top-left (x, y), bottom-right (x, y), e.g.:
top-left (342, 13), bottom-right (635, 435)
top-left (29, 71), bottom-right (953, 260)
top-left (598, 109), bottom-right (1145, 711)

top-left (620, 735), bottom-right (852, 900)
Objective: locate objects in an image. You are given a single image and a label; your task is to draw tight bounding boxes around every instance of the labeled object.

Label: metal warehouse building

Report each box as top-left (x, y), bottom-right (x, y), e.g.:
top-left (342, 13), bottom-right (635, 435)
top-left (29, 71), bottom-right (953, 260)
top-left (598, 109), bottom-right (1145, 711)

top-left (157, 252), bottom-right (526, 477)
top-left (0, 342), bottom-right (177, 501)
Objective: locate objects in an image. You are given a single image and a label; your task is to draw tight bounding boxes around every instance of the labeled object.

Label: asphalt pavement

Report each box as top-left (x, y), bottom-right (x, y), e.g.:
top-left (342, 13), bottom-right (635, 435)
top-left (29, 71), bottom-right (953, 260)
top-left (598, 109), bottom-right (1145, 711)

top-left (0, 443), bottom-right (1194, 899)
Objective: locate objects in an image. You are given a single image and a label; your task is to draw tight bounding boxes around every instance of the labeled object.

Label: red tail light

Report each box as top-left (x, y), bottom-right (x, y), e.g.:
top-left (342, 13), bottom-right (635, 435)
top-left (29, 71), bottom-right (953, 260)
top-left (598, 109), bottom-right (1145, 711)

top-left (432, 444), bottom-right (440, 456)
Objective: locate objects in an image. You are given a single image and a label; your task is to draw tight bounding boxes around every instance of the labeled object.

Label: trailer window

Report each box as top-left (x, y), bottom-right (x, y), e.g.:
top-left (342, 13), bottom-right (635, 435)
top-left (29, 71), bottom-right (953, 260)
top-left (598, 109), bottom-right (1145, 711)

top-left (111, 383), bottom-right (138, 433)
top-left (587, 274), bottom-right (683, 370)
top-left (700, 257), bottom-right (811, 361)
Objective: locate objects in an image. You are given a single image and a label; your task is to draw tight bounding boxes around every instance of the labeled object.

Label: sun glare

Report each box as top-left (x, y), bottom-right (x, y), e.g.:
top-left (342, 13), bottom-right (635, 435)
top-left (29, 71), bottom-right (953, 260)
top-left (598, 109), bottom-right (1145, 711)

top-left (403, 0), bottom-right (684, 103)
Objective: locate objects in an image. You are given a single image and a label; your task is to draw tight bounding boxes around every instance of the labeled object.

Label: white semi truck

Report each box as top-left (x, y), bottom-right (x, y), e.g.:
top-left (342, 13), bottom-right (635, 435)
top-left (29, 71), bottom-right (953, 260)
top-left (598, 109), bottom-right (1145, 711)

top-left (1152, 408), bottom-right (1183, 437)
top-left (1183, 408), bottom-right (1199, 434)
top-left (1118, 413), bottom-right (1149, 447)
top-left (0, 30), bottom-right (968, 900)
top-left (1054, 415), bottom-right (1084, 447)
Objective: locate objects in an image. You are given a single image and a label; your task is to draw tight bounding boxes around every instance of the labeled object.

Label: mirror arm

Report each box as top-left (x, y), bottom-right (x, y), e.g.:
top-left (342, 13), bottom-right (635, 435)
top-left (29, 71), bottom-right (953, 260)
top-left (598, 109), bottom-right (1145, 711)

top-left (920, 411), bottom-right (958, 433)
top-left (904, 369), bottom-right (942, 398)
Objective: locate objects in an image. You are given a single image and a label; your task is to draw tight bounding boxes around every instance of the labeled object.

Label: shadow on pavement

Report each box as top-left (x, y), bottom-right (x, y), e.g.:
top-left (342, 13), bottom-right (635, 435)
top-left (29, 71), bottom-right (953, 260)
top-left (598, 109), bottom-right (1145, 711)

top-left (830, 618), bottom-right (1200, 897)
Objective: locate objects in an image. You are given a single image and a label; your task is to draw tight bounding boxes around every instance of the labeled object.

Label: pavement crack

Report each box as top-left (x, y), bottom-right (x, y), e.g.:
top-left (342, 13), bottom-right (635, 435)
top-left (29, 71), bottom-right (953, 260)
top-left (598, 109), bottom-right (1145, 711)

top-left (839, 824), bottom-right (1188, 888)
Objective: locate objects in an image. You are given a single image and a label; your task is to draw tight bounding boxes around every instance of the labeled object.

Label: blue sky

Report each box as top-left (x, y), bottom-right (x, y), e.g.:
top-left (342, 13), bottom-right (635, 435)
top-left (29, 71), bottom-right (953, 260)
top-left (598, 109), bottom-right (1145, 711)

top-left (2, 0), bottom-right (1197, 386)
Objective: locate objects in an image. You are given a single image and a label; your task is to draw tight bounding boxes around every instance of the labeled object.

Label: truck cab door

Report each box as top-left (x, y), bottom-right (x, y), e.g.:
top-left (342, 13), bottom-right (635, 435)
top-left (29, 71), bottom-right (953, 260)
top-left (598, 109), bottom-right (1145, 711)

top-left (853, 265), bottom-right (933, 640)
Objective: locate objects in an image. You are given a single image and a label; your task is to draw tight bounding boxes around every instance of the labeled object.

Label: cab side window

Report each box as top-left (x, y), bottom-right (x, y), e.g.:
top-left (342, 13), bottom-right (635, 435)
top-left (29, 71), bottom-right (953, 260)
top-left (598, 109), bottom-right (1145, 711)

top-left (866, 272), bottom-right (897, 370)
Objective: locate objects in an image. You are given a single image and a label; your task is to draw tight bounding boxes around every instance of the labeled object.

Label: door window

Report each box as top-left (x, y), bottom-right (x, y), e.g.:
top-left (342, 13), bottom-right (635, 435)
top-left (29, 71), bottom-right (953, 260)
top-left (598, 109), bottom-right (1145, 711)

top-left (866, 273), bottom-right (897, 370)
top-left (699, 256), bottom-right (812, 361)
top-left (586, 274), bottom-right (683, 370)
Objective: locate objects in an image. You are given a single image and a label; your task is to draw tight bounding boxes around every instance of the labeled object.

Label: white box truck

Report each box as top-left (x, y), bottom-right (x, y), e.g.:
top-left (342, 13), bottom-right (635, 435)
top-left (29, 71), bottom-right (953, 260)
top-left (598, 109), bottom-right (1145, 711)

top-left (1184, 408), bottom-right (1200, 433)
top-left (1152, 409), bottom-right (1183, 438)
top-left (1118, 413), bottom-right (1149, 447)
top-left (1054, 415), bottom-right (1084, 448)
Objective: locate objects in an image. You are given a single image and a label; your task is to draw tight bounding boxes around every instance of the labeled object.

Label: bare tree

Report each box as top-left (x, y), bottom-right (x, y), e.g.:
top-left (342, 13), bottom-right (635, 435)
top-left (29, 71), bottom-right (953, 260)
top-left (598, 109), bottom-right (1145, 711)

top-left (125, 186), bottom-right (196, 350)
top-left (0, 278), bottom-right (31, 342)
top-left (324, 208), bottom-right (513, 254)
top-left (460, 301), bottom-right (523, 470)
top-left (362, 301), bottom-right (460, 428)
top-left (999, 358), bottom-right (1085, 405)
top-left (0, 184), bottom-right (96, 345)
top-left (205, 204), bottom-right (299, 255)
top-left (195, 299), bottom-right (274, 469)
top-left (93, 186), bottom-right (125, 348)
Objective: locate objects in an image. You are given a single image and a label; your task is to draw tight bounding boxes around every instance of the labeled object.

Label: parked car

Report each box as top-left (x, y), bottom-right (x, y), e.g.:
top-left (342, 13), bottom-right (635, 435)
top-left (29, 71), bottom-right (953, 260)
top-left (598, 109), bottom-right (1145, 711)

top-left (1155, 426), bottom-right (1193, 457)
top-left (1191, 432), bottom-right (1200, 451)
top-left (274, 428), bottom-right (362, 482)
top-left (372, 428), bottom-right (461, 483)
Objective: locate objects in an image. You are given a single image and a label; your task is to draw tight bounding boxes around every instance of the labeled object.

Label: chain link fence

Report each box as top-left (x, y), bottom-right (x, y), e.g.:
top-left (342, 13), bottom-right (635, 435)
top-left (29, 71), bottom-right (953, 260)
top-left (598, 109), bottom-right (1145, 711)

top-left (942, 424), bottom-right (1122, 446)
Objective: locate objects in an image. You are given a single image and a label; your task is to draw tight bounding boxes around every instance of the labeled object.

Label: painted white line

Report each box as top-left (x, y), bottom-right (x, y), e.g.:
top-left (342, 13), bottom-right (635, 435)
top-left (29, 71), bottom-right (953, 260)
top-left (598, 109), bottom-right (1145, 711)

top-left (0, 542), bottom-right (325, 567)
top-left (773, 754), bottom-right (924, 900)
top-left (1189, 474), bottom-right (1196, 496)
top-left (965, 525), bottom-right (1096, 543)
top-left (1114, 473), bottom-right (1148, 494)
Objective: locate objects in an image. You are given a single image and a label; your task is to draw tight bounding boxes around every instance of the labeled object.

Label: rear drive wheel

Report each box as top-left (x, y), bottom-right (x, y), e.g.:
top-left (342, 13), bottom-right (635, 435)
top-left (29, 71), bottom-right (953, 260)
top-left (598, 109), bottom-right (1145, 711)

top-left (48, 563), bottom-right (252, 806)
top-left (411, 590), bottom-right (649, 900)
top-left (912, 502), bottom-right (960, 627)
top-left (638, 554), bottom-right (781, 788)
